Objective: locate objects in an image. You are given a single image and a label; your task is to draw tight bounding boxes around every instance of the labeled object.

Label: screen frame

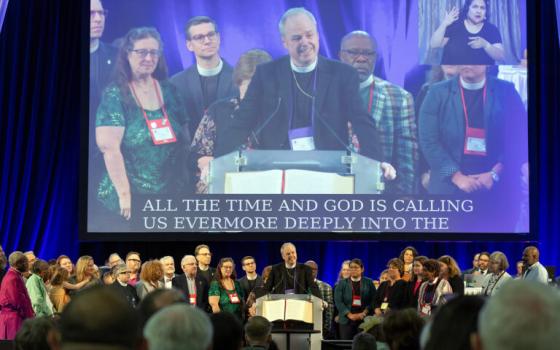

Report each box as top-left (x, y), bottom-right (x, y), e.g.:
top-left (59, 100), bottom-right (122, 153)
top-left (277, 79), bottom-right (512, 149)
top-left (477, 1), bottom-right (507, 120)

top-left (79, 0), bottom-right (539, 242)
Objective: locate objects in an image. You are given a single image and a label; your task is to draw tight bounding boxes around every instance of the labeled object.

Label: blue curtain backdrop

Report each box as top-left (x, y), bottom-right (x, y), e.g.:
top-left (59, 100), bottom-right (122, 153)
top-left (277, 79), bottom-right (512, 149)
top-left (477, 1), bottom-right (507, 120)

top-left (0, 0), bottom-right (559, 286)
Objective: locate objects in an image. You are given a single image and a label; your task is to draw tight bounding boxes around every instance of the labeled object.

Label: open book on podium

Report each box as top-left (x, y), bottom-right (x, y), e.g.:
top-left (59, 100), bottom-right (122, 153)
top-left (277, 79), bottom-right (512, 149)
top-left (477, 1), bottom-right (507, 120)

top-left (209, 150), bottom-right (384, 194)
top-left (262, 298), bottom-right (314, 323)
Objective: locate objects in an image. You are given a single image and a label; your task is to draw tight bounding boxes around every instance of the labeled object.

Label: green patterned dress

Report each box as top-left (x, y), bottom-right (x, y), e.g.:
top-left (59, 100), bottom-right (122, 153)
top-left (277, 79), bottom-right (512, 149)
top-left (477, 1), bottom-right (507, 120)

top-left (209, 279), bottom-right (245, 320)
top-left (96, 80), bottom-right (190, 213)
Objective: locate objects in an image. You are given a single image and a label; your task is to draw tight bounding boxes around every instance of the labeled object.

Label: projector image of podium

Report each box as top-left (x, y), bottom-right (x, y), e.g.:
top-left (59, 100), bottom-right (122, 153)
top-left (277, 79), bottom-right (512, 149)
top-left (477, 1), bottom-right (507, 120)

top-left (208, 150), bottom-right (384, 194)
top-left (256, 294), bottom-right (323, 350)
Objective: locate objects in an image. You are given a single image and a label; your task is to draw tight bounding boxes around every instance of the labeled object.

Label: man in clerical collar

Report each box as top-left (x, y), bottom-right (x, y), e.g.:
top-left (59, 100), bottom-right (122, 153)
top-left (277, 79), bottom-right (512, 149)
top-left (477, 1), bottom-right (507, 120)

top-left (305, 260), bottom-right (334, 338)
top-left (170, 16), bottom-right (238, 138)
top-left (265, 242), bottom-right (321, 298)
top-left (160, 256), bottom-right (176, 289)
top-left (339, 31), bottom-right (418, 194)
top-left (238, 256), bottom-right (263, 303)
top-left (194, 244), bottom-right (215, 285)
top-left (522, 246), bottom-right (549, 284)
top-left (215, 7), bottom-right (396, 182)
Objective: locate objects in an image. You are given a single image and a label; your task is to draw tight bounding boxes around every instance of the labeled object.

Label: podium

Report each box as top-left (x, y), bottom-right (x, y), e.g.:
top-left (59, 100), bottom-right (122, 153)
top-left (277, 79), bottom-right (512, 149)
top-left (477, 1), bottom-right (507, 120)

top-left (208, 150), bottom-right (384, 194)
top-left (256, 294), bottom-right (323, 350)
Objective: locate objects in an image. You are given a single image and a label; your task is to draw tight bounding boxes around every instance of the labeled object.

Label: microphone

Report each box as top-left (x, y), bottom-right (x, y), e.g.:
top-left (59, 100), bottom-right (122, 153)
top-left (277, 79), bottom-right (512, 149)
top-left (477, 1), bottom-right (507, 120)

top-left (269, 266), bottom-right (285, 295)
top-left (314, 113), bottom-right (355, 154)
top-left (249, 97), bottom-right (283, 148)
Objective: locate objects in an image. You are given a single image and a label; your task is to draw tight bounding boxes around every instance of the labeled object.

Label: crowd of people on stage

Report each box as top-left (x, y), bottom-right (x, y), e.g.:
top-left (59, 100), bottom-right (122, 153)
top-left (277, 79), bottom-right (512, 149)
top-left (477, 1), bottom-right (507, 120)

top-left (88, 0), bottom-right (528, 228)
top-left (0, 242), bottom-right (558, 349)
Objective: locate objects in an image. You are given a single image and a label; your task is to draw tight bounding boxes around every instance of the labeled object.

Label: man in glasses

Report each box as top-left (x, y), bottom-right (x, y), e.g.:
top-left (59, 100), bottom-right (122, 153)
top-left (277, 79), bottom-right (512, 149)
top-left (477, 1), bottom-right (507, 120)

top-left (237, 256), bottom-right (262, 303)
top-left (194, 244), bottom-right (215, 285)
top-left (339, 31), bottom-right (418, 195)
top-left (171, 16), bottom-right (238, 138)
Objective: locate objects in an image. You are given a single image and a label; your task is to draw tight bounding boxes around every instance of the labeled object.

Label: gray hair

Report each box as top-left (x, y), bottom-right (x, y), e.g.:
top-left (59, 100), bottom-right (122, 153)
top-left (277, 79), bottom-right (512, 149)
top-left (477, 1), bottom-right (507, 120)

top-left (490, 251), bottom-right (509, 271)
top-left (278, 7), bottom-right (317, 37)
top-left (8, 251), bottom-right (25, 267)
top-left (144, 304), bottom-right (213, 350)
top-left (160, 256), bottom-right (174, 264)
top-left (479, 280), bottom-right (560, 350)
top-left (280, 242), bottom-right (296, 254)
top-left (181, 255), bottom-right (196, 267)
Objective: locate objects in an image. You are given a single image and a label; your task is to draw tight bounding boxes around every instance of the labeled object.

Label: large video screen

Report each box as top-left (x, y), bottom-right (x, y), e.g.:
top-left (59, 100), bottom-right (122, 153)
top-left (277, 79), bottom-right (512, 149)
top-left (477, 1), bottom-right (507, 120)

top-left (85, 0), bottom-right (530, 237)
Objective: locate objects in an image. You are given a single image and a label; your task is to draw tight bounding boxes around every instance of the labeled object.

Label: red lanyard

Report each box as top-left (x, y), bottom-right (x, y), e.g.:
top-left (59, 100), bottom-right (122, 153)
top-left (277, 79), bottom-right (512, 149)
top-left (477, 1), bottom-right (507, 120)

top-left (367, 80), bottom-right (375, 115)
top-left (351, 278), bottom-right (362, 296)
top-left (459, 80), bottom-right (487, 129)
top-left (129, 78), bottom-right (171, 124)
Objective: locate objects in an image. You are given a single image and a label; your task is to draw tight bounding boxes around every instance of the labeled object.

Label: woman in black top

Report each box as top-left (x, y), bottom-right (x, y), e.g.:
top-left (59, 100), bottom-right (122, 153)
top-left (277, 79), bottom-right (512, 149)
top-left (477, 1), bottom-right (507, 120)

top-left (374, 258), bottom-right (408, 316)
top-left (430, 0), bottom-right (505, 64)
top-left (406, 256), bottom-right (428, 309)
top-left (438, 255), bottom-right (465, 296)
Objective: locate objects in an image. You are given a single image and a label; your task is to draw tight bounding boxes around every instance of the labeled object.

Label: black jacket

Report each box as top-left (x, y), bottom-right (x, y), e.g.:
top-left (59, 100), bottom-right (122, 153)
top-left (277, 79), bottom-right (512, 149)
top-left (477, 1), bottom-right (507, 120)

top-left (215, 55), bottom-right (382, 162)
top-left (172, 273), bottom-right (210, 312)
top-left (264, 263), bottom-right (321, 298)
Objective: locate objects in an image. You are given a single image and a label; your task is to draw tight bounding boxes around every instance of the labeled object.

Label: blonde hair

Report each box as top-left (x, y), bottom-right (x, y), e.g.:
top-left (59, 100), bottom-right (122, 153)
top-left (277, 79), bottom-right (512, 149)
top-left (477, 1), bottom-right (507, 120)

top-left (75, 255), bottom-right (94, 283)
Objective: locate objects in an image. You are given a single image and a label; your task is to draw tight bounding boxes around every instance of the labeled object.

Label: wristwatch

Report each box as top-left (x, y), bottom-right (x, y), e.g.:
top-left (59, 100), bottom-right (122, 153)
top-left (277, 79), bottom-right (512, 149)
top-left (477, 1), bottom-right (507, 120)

top-left (490, 170), bottom-right (500, 183)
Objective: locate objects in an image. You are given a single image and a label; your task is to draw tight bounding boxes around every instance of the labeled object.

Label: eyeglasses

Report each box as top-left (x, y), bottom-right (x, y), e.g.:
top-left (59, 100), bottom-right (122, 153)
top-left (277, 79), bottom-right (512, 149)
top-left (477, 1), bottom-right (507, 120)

top-left (91, 10), bottom-right (108, 18)
top-left (341, 49), bottom-right (376, 59)
top-left (190, 31), bottom-right (218, 43)
top-left (243, 262), bottom-right (255, 266)
top-left (127, 258), bottom-right (141, 263)
top-left (130, 49), bottom-right (162, 59)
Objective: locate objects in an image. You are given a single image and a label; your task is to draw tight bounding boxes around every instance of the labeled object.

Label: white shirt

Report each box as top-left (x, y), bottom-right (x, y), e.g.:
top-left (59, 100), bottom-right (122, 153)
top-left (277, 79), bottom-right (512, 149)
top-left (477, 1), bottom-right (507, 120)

top-left (290, 58), bottom-right (318, 73)
top-left (523, 262), bottom-right (549, 284)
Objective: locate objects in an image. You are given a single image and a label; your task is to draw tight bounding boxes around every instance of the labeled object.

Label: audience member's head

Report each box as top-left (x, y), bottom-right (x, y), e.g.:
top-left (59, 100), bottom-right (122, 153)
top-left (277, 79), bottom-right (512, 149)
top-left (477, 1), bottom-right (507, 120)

top-left (15, 317), bottom-right (57, 350)
top-left (474, 280), bottom-right (560, 350)
top-left (437, 255), bottom-right (461, 278)
top-left (352, 332), bottom-right (378, 350)
top-left (383, 308), bottom-right (425, 350)
top-left (56, 285), bottom-right (141, 349)
top-left (488, 251), bottom-right (509, 274)
top-left (477, 252), bottom-right (490, 272)
top-left (137, 288), bottom-right (186, 328)
top-left (31, 259), bottom-right (51, 282)
top-left (521, 246), bottom-right (540, 267)
top-left (210, 312), bottom-right (243, 350)
top-left (0, 244), bottom-right (7, 269)
top-left (8, 251), bottom-right (29, 273)
top-left (423, 296), bottom-right (485, 350)
top-left (144, 304), bottom-right (213, 350)
top-left (399, 246), bottom-right (419, 266)
top-left (140, 259), bottom-right (164, 283)
top-left (422, 259), bottom-right (441, 281)
top-left (245, 316), bottom-right (272, 347)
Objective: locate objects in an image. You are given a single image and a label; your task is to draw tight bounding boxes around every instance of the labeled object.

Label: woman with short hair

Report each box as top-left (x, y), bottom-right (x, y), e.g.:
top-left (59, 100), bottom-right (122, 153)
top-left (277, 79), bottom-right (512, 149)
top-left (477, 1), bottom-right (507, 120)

top-left (374, 258), bottom-right (408, 316)
top-left (417, 259), bottom-right (452, 317)
top-left (481, 251), bottom-right (512, 296)
top-left (136, 260), bottom-right (164, 300)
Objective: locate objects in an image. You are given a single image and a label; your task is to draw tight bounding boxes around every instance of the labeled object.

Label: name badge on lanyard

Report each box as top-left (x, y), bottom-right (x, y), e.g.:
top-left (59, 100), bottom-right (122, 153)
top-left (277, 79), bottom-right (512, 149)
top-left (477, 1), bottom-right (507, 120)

top-left (352, 295), bottom-right (362, 307)
top-left (189, 293), bottom-right (197, 305)
top-left (228, 292), bottom-right (241, 304)
top-left (130, 80), bottom-right (177, 146)
top-left (460, 81), bottom-right (487, 156)
top-left (421, 304), bottom-right (432, 316)
top-left (289, 127), bottom-right (315, 151)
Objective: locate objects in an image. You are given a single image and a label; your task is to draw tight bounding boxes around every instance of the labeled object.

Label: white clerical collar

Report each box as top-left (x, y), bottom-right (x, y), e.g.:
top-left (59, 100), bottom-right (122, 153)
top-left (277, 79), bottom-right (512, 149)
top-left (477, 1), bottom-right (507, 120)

top-left (460, 77), bottom-right (486, 90)
top-left (350, 277), bottom-right (361, 282)
top-left (90, 40), bottom-right (99, 54)
top-left (285, 263), bottom-right (297, 269)
top-left (118, 280), bottom-right (128, 287)
top-left (246, 274), bottom-right (258, 281)
top-left (198, 265), bottom-right (209, 271)
top-left (290, 58), bottom-right (318, 73)
top-left (360, 74), bottom-right (374, 90)
top-left (197, 59), bottom-right (223, 77)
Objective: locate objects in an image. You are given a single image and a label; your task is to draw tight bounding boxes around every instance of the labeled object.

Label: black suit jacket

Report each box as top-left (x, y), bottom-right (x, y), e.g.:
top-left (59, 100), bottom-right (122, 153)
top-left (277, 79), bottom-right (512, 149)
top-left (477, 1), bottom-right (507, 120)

top-left (237, 275), bottom-right (263, 302)
top-left (215, 55), bottom-right (382, 161)
top-left (172, 274), bottom-right (210, 312)
top-left (170, 60), bottom-right (238, 137)
top-left (265, 263), bottom-right (321, 298)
